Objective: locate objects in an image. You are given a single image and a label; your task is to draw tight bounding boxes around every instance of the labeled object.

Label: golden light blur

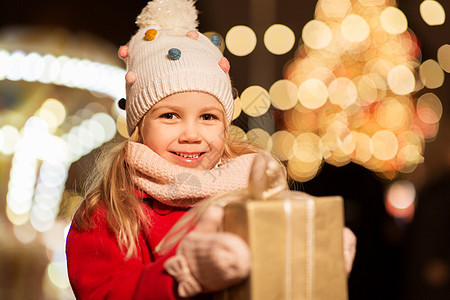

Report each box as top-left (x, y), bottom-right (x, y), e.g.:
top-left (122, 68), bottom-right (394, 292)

top-left (380, 6), bottom-right (408, 35)
top-left (387, 65), bottom-right (415, 95)
top-left (437, 44), bottom-right (450, 72)
top-left (298, 78), bottom-right (328, 109)
top-left (385, 180), bottom-right (416, 221)
top-left (269, 79), bottom-right (298, 111)
top-left (328, 77), bottom-right (357, 108)
top-left (116, 114), bottom-right (128, 138)
top-left (247, 128), bottom-right (273, 150)
top-left (420, 59), bottom-right (445, 89)
top-left (417, 93), bottom-right (443, 124)
top-left (264, 24), bottom-right (296, 55)
top-left (371, 130), bottom-right (399, 161)
top-left (271, 130), bottom-right (295, 161)
top-left (240, 85), bottom-right (271, 117)
top-left (225, 25), bottom-right (257, 56)
top-left (302, 20), bottom-right (332, 49)
top-left (420, 0), bottom-right (446, 26)
top-left (341, 14), bottom-right (370, 43)
top-left (279, 0), bottom-right (441, 181)
top-left (232, 97), bottom-right (242, 120)
top-left (320, 0), bottom-right (352, 19)
top-left (229, 124), bottom-right (247, 141)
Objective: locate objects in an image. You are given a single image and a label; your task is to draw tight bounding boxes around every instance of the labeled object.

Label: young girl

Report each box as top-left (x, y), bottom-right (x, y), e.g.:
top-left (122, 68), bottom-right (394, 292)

top-left (66, 1), bottom-right (356, 299)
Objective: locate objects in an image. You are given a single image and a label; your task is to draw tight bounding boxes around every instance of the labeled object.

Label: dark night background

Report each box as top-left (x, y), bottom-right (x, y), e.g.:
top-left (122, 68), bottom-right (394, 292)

top-left (0, 0), bottom-right (449, 299)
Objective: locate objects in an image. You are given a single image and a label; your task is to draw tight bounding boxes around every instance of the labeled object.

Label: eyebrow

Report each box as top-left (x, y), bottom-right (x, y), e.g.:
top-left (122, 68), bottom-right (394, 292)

top-left (200, 106), bottom-right (224, 113)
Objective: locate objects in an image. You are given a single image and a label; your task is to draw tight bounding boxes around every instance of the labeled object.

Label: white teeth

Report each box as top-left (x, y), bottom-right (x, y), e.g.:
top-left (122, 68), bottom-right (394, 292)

top-left (175, 152), bottom-right (200, 159)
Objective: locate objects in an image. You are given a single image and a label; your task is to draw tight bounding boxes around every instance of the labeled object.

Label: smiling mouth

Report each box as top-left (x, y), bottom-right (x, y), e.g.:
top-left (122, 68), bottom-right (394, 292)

top-left (172, 152), bottom-right (205, 159)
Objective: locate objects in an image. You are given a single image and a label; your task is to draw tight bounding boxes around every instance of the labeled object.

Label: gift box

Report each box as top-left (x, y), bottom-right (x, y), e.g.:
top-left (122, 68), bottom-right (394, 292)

top-left (215, 191), bottom-right (348, 300)
top-left (156, 152), bottom-right (348, 299)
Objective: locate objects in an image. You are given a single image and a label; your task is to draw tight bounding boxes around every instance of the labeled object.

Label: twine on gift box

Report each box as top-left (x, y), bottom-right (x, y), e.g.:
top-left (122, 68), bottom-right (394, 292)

top-left (155, 151), bottom-right (287, 255)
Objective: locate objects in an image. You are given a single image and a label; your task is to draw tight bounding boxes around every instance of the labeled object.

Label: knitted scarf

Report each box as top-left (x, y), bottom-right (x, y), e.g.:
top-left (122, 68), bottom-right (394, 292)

top-left (126, 141), bottom-right (258, 207)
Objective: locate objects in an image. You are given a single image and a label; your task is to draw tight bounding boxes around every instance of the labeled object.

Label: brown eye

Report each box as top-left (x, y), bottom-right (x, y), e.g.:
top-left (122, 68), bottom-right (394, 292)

top-left (201, 114), bottom-right (217, 120)
top-left (160, 113), bottom-right (176, 119)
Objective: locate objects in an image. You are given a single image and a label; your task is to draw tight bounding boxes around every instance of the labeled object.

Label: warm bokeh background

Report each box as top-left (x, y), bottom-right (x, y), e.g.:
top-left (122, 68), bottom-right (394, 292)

top-left (0, 0), bottom-right (449, 299)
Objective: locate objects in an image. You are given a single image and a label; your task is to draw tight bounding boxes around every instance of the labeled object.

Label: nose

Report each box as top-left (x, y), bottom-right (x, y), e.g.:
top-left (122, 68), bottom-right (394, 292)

top-left (179, 121), bottom-right (202, 143)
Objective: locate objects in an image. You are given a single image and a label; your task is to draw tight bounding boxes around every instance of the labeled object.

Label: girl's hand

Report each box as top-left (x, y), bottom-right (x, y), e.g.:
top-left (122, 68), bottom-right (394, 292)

top-left (342, 227), bottom-right (357, 276)
top-left (164, 206), bottom-right (250, 297)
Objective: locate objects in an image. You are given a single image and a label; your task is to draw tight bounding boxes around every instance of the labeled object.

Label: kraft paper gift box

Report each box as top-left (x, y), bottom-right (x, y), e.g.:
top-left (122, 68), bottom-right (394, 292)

top-left (214, 191), bottom-right (348, 300)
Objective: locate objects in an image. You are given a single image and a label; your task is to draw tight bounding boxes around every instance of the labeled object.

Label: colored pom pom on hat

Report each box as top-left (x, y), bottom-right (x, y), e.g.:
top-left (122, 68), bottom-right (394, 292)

top-left (219, 57), bottom-right (230, 73)
top-left (186, 30), bottom-right (199, 40)
top-left (145, 29), bottom-right (158, 41)
top-left (168, 48), bottom-right (181, 60)
top-left (125, 71), bottom-right (137, 84)
top-left (118, 46), bottom-right (129, 59)
top-left (211, 34), bottom-right (221, 46)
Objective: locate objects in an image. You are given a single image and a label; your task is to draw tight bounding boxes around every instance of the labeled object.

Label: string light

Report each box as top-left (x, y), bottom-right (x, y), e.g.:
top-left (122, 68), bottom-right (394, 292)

top-left (0, 49), bottom-right (126, 100)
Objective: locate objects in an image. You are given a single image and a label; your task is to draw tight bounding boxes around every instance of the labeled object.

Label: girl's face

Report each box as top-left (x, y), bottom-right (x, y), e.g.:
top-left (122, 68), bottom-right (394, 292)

top-left (141, 92), bottom-right (226, 170)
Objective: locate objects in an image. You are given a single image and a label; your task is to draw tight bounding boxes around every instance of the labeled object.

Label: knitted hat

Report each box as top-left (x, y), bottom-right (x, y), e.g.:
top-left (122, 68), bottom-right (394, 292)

top-left (118, 0), bottom-right (234, 135)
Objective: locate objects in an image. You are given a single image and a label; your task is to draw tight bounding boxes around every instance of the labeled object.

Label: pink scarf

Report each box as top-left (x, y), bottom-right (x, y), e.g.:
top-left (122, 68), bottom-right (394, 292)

top-left (126, 142), bottom-right (257, 207)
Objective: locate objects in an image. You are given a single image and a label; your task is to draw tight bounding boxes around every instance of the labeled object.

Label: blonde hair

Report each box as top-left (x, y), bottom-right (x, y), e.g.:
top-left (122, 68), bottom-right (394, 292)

top-left (72, 119), bottom-right (267, 259)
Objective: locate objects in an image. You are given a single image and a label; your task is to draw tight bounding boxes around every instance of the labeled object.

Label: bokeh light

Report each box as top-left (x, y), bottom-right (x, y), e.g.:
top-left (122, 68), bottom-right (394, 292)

top-left (271, 131), bottom-right (295, 161)
top-left (298, 78), bottom-right (328, 109)
top-left (38, 98), bottom-right (67, 129)
top-left (0, 125), bottom-right (20, 155)
top-left (264, 24), bottom-right (296, 55)
top-left (47, 261), bottom-right (71, 289)
top-left (420, 0), bottom-right (446, 26)
top-left (387, 65), bottom-right (415, 95)
top-left (437, 44), bottom-right (450, 72)
top-left (341, 14), bottom-right (370, 43)
top-left (13, 223), bottom-right (37, 244)
top-left (283, 0), bottom-right (435, 180)
top-left (328, 77), bottom-right (357, 108)
top-left (419, 59), bottom-right (445, 89)
top-left (269, 79), bottom-right (298, 111)
top-left (0, 26), bottom-right (127, 300)
top-left (225, 25), bottom-right (257, 56)
top-left (380, 6), bottom-right (408, 35)
top-left (0, 50), bottom-right (125, 100)
top-left (371, 130), bottom-right (399, 161)
top-left (116, 114), bottom-right (129, 138)
top-left (416, 93), bottom-right (443, 124)
top-left (302, 20), bottom-right (332, 49)
top-left (385, 180), bottom-right (416, 222)
top-left (240, 85), bottom-right (271, 117)
top-left (320, 0), bottom-right (352, 19)
top-left (229, 125), bottom-right (247, 141)
top-left (232, 97), bottom-right (242, 120)
top-left (247, 128), bottom-right (272, 150)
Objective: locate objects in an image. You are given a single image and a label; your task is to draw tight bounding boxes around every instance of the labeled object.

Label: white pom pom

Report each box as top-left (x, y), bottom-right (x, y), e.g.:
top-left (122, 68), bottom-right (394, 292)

top-left (136, 0), bottom-right (199, 30)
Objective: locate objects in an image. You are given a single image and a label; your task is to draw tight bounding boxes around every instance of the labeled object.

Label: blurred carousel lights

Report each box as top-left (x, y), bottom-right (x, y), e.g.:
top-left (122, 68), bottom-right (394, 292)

top-left (0, 49), bottom-right (126, 101)
top-left (6, 103), bottom-right (116, 233)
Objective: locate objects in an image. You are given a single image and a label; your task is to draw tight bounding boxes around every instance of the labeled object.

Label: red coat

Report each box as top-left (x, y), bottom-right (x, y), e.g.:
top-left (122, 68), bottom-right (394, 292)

top-left (66, 190), bottom-right (200, 299)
